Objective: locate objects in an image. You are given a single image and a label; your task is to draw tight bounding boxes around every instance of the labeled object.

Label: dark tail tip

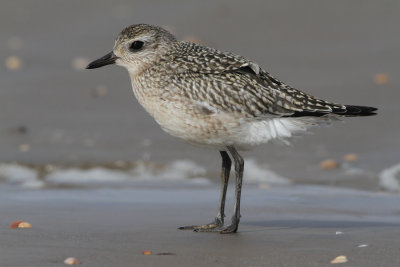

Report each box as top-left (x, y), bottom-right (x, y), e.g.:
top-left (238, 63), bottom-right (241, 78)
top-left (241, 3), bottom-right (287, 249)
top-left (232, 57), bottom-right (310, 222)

top-left (342, 105), bottom-right (378, 116)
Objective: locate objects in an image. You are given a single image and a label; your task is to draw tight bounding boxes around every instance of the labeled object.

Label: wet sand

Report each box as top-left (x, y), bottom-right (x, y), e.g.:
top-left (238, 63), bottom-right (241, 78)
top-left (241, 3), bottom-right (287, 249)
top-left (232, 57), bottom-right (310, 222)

top-left (1, 185), bottom-right (400, 267)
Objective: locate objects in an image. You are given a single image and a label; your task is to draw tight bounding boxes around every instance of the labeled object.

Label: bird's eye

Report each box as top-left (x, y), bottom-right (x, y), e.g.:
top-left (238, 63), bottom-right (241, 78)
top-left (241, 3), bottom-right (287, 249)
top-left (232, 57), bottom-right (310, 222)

top-left (129, 41), bottom-right (144, 51)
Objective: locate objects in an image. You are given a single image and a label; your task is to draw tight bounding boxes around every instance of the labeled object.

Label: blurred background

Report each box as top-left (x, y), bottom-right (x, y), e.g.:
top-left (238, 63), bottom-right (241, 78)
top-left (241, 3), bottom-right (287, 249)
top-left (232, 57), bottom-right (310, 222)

top-left (0, 0), bottom-right (399, 191)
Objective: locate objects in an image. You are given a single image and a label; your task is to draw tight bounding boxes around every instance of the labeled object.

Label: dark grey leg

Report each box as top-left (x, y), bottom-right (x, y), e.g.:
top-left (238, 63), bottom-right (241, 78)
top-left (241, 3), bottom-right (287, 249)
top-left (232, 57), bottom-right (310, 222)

top-left (220, 145), bottom-right (244, 234)
top-left (215, 151), bottom-right (232, 224)
top-left (178, 151), bottom-right (231, 231)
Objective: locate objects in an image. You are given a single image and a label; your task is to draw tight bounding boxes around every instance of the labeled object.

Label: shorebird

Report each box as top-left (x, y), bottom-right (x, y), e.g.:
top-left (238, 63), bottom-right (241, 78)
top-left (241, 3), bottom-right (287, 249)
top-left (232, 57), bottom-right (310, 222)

top-left (87, 24), bottom-right (377, 234)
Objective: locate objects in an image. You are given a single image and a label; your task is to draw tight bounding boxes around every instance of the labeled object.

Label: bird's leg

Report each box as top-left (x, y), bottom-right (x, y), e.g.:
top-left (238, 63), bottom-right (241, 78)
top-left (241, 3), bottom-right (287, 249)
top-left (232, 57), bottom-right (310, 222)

top-left (178, 151), bottom-right (231, 231)
top-left (215, 151), bottom-right (232, 225)
top-left (193, 146), bottom-right (243, 233)
top-left (220, 145), bottom-right (244, 234)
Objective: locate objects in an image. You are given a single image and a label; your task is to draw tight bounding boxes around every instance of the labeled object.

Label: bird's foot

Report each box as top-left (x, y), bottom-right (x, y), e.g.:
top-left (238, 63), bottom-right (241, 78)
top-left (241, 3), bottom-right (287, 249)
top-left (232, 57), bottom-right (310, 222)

top-left (178, 217), bottom-right (223, 231)
top-left (200, 216), bottom-right (239, 234)
top-left (218, 222), bottom-right (239, 234)
top-left (179, 217), bottom-right (239, 234)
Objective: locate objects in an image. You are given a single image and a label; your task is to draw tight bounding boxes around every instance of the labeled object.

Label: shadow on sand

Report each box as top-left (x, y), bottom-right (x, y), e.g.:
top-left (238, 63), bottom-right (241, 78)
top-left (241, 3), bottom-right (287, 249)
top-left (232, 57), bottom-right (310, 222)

top-left (244, 219), bottom-right (400, 230)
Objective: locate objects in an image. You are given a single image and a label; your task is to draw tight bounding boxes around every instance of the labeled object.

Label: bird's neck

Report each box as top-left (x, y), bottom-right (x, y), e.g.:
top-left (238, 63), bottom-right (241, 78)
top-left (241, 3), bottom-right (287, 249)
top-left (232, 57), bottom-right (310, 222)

top-left (126, 61), bottom-right (152, 78)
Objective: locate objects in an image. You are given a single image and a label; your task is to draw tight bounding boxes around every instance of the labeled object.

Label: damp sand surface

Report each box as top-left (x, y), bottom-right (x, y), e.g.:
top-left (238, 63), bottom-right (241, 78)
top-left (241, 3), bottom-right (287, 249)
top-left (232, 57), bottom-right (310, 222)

top-left (1, 185), bottom-right (400, 267)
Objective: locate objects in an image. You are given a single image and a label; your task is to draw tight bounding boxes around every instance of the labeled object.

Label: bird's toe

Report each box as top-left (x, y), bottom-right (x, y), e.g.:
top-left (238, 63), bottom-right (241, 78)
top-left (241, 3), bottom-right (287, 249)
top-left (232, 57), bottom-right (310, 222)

top-left (178, 217), bottom-right (223, 231)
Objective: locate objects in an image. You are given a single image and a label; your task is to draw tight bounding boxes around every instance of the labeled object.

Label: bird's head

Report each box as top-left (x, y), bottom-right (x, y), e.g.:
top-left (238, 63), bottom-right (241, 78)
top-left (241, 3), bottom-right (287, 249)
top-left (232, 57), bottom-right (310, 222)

top-left (86, 24), bottom-right (176, 75)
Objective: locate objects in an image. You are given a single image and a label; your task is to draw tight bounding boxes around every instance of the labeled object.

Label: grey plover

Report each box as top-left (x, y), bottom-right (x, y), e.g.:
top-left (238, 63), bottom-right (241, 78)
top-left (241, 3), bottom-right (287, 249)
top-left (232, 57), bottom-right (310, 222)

top-left (87, 24), bottom-right (377, 233)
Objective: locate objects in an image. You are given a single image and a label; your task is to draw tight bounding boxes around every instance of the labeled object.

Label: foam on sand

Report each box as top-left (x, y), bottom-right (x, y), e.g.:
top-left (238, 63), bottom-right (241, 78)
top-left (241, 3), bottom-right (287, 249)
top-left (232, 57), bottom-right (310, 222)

top-left (244, 159), bottom-right (291, 185)
top-left (0, 160), bottom-right (210, 188)
top-left (379, 163), bottom-right (400, 192)
top-left (132, 160), bottom-right (208, 182)
top-left (0, 163), bottom-right (44, 189)
top-left (46, 168), bottom-right (132, 185)
top-left (0, 159), bottom-right (291, 189)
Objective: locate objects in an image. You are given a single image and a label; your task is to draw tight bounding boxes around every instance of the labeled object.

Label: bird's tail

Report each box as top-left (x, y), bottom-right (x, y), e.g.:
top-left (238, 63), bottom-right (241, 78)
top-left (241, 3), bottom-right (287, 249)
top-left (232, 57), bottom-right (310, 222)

top-left (339, 105), bottom-right (378, 116)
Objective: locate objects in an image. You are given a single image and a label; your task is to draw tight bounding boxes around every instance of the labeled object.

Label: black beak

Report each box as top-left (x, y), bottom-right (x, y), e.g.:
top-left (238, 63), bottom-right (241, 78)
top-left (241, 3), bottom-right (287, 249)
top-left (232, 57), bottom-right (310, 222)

top-left (86, 51), bottom-right (118, 69)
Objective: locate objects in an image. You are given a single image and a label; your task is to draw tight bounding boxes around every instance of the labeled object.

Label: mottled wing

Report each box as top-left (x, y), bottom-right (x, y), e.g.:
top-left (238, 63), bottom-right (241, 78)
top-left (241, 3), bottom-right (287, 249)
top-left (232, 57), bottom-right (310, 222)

top-left (165, 42), bottom-right (346, 117)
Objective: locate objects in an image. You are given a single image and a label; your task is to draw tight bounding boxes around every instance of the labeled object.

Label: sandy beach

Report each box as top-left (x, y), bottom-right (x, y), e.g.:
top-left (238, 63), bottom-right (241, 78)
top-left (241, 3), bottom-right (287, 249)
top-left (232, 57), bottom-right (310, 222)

top-left (1, 1), bottom-right (400, 266)
top-left (1, 185), bottom-right (400, 266)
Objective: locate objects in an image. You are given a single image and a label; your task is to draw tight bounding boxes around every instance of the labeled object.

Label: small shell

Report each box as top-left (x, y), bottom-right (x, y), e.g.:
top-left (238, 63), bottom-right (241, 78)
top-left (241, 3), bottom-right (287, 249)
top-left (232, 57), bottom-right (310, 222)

top-left (10, 221), bottom-right (24, 228)
top-left (330, 255), bottom-right (348, 264)
top-left (5, 56), bottom-right (23, 70)
top-left (17, 222), bottom-right (32, 228)
top-left (71, 57), bottom-right (90, 71)
top-left (343, 153), bottom-right (358, 162)
top-left (321, 159), bottom-right (339, 170)
top-left (64, 257), bottom-right (81, 265)
top-left (374, 73), bottom-right (389, 85)
top-left (142, 250), bottom-right (152, 255)
top-left (10, 221), bottom-right (32, 229)
top-left (19, 144), bottom-right (30, 152)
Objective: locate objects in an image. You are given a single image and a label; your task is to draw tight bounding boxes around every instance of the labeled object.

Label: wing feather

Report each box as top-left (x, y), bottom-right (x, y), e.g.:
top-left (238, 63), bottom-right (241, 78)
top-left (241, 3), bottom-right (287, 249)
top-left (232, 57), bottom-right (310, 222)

top-left (162, 42), bottom-right (346, 117)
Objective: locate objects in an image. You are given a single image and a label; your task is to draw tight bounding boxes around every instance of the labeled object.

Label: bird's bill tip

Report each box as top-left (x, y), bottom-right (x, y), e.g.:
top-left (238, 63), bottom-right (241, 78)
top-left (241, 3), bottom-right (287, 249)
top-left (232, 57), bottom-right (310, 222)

top-left (86, 51), bottom-right (118, 69)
